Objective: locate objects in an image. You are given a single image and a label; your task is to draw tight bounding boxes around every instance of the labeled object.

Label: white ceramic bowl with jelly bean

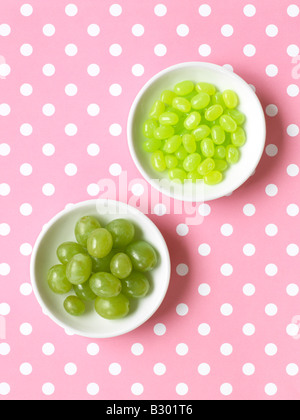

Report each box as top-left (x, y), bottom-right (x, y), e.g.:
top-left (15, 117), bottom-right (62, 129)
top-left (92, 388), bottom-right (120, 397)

top-left (127, 62), bottom-right (266, 202)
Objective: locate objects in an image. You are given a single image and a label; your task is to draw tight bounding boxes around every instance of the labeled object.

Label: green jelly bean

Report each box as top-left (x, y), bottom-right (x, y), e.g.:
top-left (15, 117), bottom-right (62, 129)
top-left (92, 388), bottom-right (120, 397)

top-left (159, 112), bottom-right (179, 126)
top-left (187, 170), bottom-right (203, 183)
top-left (172, 97), bottom-right (192, 113)
top-left (211, 125), bottom-right (225, 145)
top-left (143, 119), bottom-right (158, 138)
top-left (191, 92), bottom-right (211, 110)
top-left (168, 168), bottom-right (187, 183)
top-left (204, 170), bottom-right (223, 185)
top-left (219, 115), bottom-right (237, 132)
top-left (197, 158), bottom-right (215, 175)
top-left (153, 125), bottom-right (175, 140)
top-left (174, 80), bottom-right (195, 96)
top-left (184, 111), bottom-right (201, 130)
top-left (195, 82), bottom-right (216, 96)
top-left (182, 134), bottom-right (196, 153)
top-left (175, 145), bottom-right (188, 161)
top-left (183, 153), bottom-right (202, 172)
top-left (200, 138), bottom-right (215, 157)
top-left (192, 125), bottom-right (211, 141)
top-left (211, 92), bottom-right (226, 108)
top-left (161, 90), bottom-right (177, 106)
top-left (227, 109), bottom-right (246, 126)
top-left (173, 116), bottom-right (185, 134)
top-left (226, 145), bottom-right (240, 164)
top-left (214, 159), bottom-right (228, 172)
top-left (205, 104), bottom-right (224, 122)
top-left (165, 154), bottom-right (178, 169)
top-left (222, 89), bottom-right (239, 109)
top-left (151, 150), bottom-right (166, 172)
top-left (214, 145), bottom-right (226, 159)
top-left (231, 127), bottom-right (246, 147)
top-left (163, 135), bottom-right (182, 154)
top-left (143, 138), bottom-right (161, 153)
top-left (149, 100), bottom-right (165, 120)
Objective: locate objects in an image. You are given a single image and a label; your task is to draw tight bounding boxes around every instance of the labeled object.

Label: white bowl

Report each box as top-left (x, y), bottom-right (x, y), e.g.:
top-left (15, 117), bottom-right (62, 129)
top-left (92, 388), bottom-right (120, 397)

top-left (127, 62), bottom-right (266, 202)
top-left (30, 199), bottom-right (171, 338)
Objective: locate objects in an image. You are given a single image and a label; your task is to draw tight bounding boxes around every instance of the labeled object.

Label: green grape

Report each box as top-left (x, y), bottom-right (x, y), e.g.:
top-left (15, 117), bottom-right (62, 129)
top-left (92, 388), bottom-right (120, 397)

top-left (174, 80), bottom-right (194, 96)
top-left (73, 280), bottom-right (97, 301)
top-left (63, 295), bottom-right (85, 316)
top-left (126, 240), bottom-right (158, 272)
top-left (47, 264), bottom-right (72, 294)
top-left (56, 241), bottom-right (87, 265)
top-left (89, 272), bottom-right (121, 297)
top-left (87, 228), bottom-right (113, 258)
top-left (121, 271), bottom-right (150, 298)
top-left (106, 219), bottom-right (135, 248)
top-left (90, 249), bottom-right (119, 273)
top-left (143, 119), bottom-right (158, 138)
top-left (75, 216), bottom-right (101, 247)
top-left (95, 294), bottom-right (130, 320)
top-left (109, 252), bottom-right (132, 279)
top-left (66, 253), bottom-right (92, 285)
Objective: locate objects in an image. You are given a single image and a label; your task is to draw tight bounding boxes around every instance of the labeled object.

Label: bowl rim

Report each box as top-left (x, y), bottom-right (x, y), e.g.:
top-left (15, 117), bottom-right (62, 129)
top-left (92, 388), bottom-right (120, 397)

top-left (127, 61), bottom-right (267, 202)
top-left (30, 198), bottom-right (171, 338)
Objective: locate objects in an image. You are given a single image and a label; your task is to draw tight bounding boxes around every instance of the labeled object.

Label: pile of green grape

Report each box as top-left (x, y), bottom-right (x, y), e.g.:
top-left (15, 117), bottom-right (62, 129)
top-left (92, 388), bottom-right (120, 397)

top-left (142, 80), bottom-right (246, 185)
top-left (47, 216), bottom-right (158, 320)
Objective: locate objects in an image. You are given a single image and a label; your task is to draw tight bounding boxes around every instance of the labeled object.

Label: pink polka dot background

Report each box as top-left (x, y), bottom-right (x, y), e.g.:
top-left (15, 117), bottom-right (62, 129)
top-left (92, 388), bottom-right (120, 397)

top-left (1, 0), bottom-right (300, 400)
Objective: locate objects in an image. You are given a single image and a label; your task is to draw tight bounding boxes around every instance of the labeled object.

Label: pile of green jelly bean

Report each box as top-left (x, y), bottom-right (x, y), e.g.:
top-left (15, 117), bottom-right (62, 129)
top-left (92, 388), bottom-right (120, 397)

top-left (142, 81), bottom-right (246, 185)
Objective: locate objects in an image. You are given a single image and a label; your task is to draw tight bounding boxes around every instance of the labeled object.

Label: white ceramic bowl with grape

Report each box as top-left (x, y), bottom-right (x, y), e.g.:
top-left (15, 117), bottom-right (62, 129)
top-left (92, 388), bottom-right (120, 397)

top-left (30, 199), bottom-right (171, 338)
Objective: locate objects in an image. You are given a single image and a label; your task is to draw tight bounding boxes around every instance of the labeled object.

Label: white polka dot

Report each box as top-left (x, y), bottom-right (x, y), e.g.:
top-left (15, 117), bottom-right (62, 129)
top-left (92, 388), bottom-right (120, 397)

top-left (243, 44), bottom-right (256, 57)
top-left (176, 263), bottom-right (189, 276)
top-left (20, 83), bottom-right (33, 96)
top-left (287, 44), bottom-right (300, 57)
top-left (65, 163), bottom-right (77, 176)
top-left (20, 123), bottom-right (33, 136)
top-left (265, 105), bottom-right (278, 117)
top-left (265, 383), bottom-right (277, 396)
top-left (65, 43), bottom-right (78, 56)
top-left (153, 363), bottom-right (166, 375)
top-left (87, 24), bottom-right (100, 37)
top-left (221, 24), bottom-right (234, 37)
top-left (243, 283), bottom-right (255, 296)
top-left (20, 282), bottom-right (32, 296)
top-left (65, 83), bottom-right (78, 96)
top-left (132, 64), bottom-right (144, 77)
top-left (109, 123), bottom-right (122, 136)
top-left (0, 383), bottom-right (10, 396)
top-left (198, 243), bottom-right (211, 256)
top-left (198, 283), bottom-right (211, 296)
top-left (109, 163), bottom-right (122, 176)
top-left (220, 263), bottom-right (233, 276)
top-left (20, 243), bottom-right (32, 256)
top-left (265, 263), bottom-right (278, 277)
top-left (223, 64), bottom-right (234, 72)
top-left (42, 104), bottom-right (55, 117)
top-left (266, 24), bottom-right (278, 37)
top-left (287, 4), bottom-right (300, 17)
top-left (132, 24), bottom-right (144, 37)
top-left (87, 144), bottom-right (100, 156)
top-left (64, 363), bottom-right (77, 376)
top-left (198, 44), bottom-right (211, 57)
top-left (131, 383), bottom-right (144, 396)
top-left (154, 4), bottom-right (167, 17)
top-left (287, 163), bottom-right (299, 176)
top-left (131, 183), bottom-right (144, 197)
top-left (176, 343), bottom-right (188, 356)
top-left (87, 64), bottom-right (100, 77)
top-left (265, 303), bottom-right (278, 316)
top-left (0, 183), bottom-right (10, 196)
top-left (42, 183), bottom-right (55, 196)
top-left (265, 184), bottom-right (278, 197)
top-left (0, 24), bottom-right (11, 36)
top-left (0, 143), bottom-right (10, 156)
top-left (177, 24), bottom-right (189, 37)
top-left (20, 362), bottom-right (32, 376)
top-left (87, 343), bottom-right (99, 356)
top-left (198, 203), bottom-right (211, 216)
top-left (65, 123), bottom-right (78, 136)
top-left (154, 323), bottom-right (166, 336)
top-left (266, 64), bottom-right (278, 77)
top-left (42, 143), bottom-right (55, 156)
top-left (220, 383), bottom-right (233, 396)
top-left (0, 223), bottom-right (10, 236)
top-left (286, 363), bottom-right (299, 376)
top-left (287, 243), bottom-right (299, 256)
top-left (20, 43), bottom-right (33, 56)
top-left (243, 323), bottom-right (255, 336)
top-left (287, 84), bottom-right (299, 97)
top-left (176, 223), bottom-right (189, 236)
top-left (287, 124), bottom-right (299, 137)
top-left (42, 64), bottom-right (55, 76)
top-left (198, 363), bottom-right (211, 375)
top-left (287, 283), bottom-right (299, 296)
top-left (198, 323), bottom-right (211, 336)
top-left (265, 144), bottom-right (278, 157)
top-left (265, 343), bottom-right (277, 356)
top-left (131, 343), bottom-right (144, 356)
top-left (243, 363), bottom-right (255, 376)
top-left (243, 4), bottom-right (256, 17)
top-left (87, 104), bottom-right (100, 117)
top-left (176, 383), bottom-right (188, 396)
top-left (110, 4), bottom-right (122, 17)
top-left (176, 303), bottom-right (189, 316)
top-left (0, 64), bottom-right (11, 77)
top-left (287, 323), bottom-right (300, 337)
top-left (154, 44), bottom-right (167, 56)
top-left (0, 303), bottom-right (10, 315)
top-left (199, 4), bottom-right (212, 17)
top-left (20, 203), bottom-right (32, 216)
top-left (154, 203), bottom-right (167, 216)
top-left (220, 303), bottom-right (233, 316)
top-left (220, 223), bottom-right (233, 236)
top-left (287, 203), bottom-right (299, 216)
top-left (220, 343), bottom-right (233, 356)
top-left (20, 322), bottom-right (32, 335)
top-left (265, 223), bottom-right (278, 236)
top-left (20, 4), bottom-right (33, 16)
top-left (243, 243), bottom-right (256, 256)
top-left (109, 44), bottom-right (122, 56)
top-left (0, 104), bottom-right (10, 116)
top-left (0, 343), bottom-right (11, 356)
top-left (65, 4), bottom-right (78, 16)
top-left (43, 24), bottom-right (55, 37)
top-left (109, 84), bottom-right (122, 96)
top-left (87, 183), bottom-right (100, 197)
top-left (42, 383), bottom-right (55, 396)
top-left (87, 383), bottom-right (99, 396)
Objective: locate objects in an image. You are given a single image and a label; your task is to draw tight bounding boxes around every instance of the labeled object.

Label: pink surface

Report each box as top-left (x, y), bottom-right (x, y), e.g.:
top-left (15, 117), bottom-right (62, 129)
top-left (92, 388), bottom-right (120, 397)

top-left (1, 0), bottom-right (300, 400)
